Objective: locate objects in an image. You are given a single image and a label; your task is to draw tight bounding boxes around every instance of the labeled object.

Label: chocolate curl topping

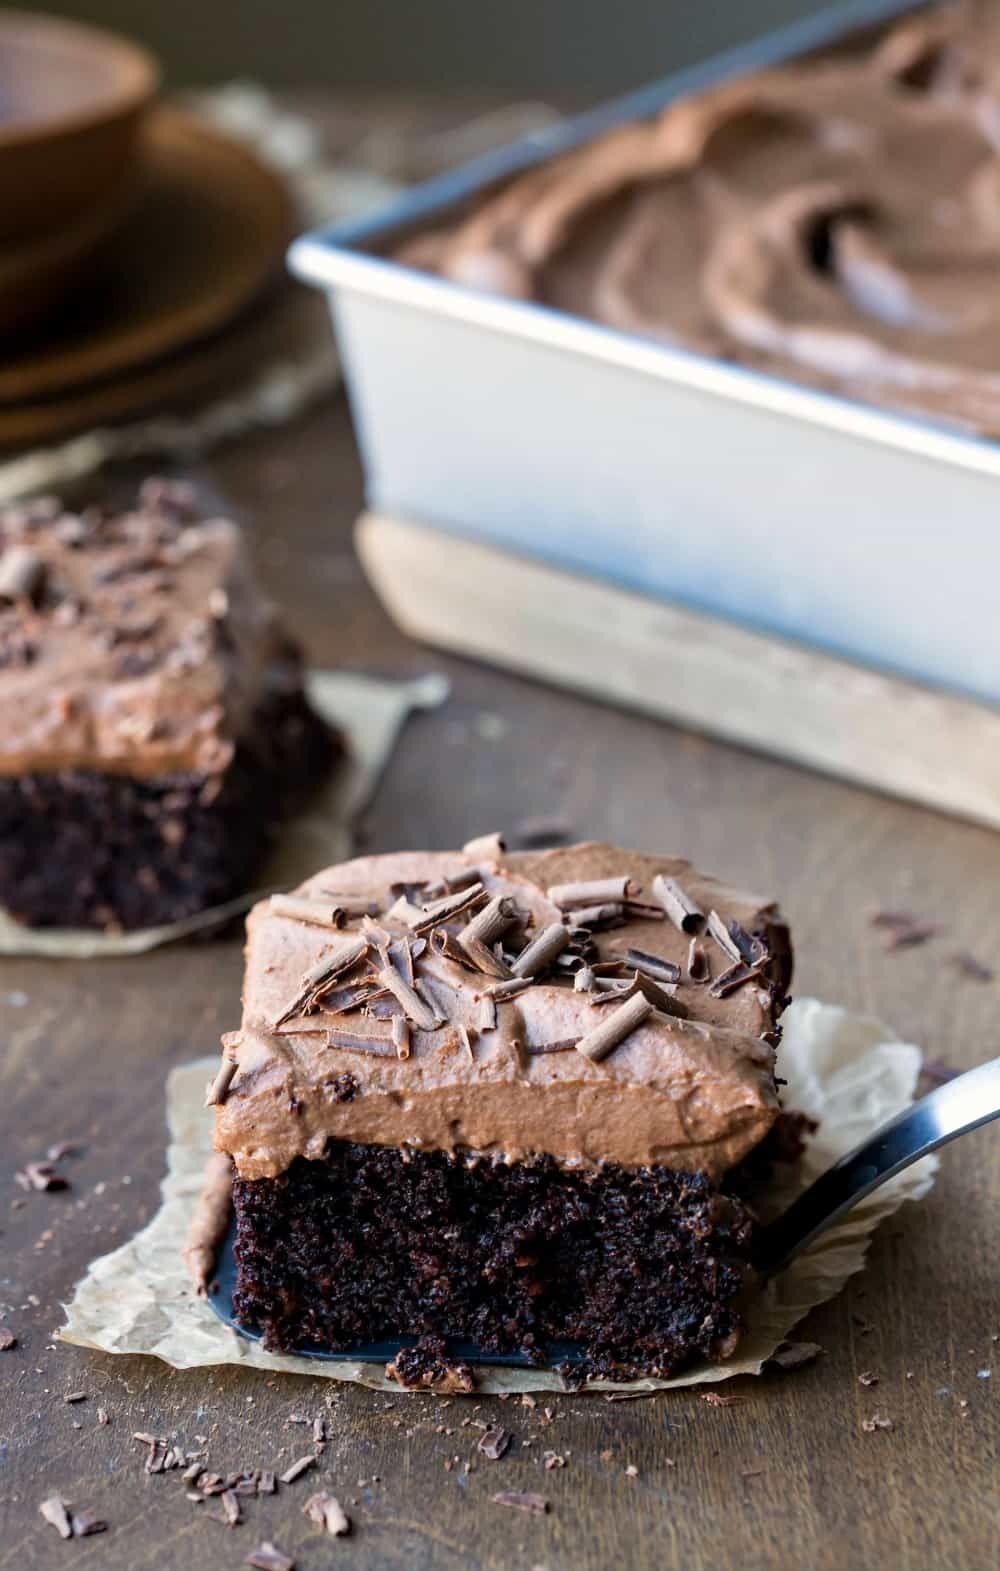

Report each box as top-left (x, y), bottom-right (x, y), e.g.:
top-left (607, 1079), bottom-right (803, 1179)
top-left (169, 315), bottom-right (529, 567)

top-left (708, 960), bottom-right (762, 998)
top-left (205, 1054), bottom-right (238, 1107)
top-left (430, 927), bottom-right (480, 971)
top-left (0, 545), bottom-right (46, 606)
top-left (418, 881), bottom-right (486, 926)
top-left (477, 995), bottom-right (498, 1031)
top-left (391, 1015), bottom-right (411, 1059)
top-left (483, 976), bottom-right (533, 1001)
top-left (384, 894), bottom-right (427, 927)
top-left (377, 961), bottom-right (445, 1031)
top-left (574, 965), bottom-right (596, 992)
top-left (687, 937), bottom-right (710, 981)
top-left (632, 971), bottom-right (689, 1019)
top-left (575, 991), bottom-right (652, 1062)
top-left (458, 895), bottom-right (517, 976)
top-left (313, 891), bottom-right (381, 917)
top-left (565, 902), bottom-right (626, 930)
top-left (623, 947), bottom-right (681, 984)
top-left (273, 934), bottom-right (370, 1027)
top-left (462, 831), bottom-right (506, 859)
top-left (269, 894), bottom-right (348, 931)
top-left (462, 934), bottom-right (514, 979)
top-left (511, 922), bottom-right (571, 978)
top-left (548, 876), bottom-right (635, 909)
top-left (707, 910), bottom-right (743, 964)
top-left (651, 875), bottom-right (705, 934)
top-left (325, 1029), bottom-right (395, 1054)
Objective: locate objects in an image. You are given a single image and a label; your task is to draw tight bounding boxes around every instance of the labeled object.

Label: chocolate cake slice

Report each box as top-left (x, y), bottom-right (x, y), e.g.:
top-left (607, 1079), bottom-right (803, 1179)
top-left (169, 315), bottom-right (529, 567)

top-left (212, 836), bottom-right (792, 1382)
top-left (0, 482), bottom-right (335, 930)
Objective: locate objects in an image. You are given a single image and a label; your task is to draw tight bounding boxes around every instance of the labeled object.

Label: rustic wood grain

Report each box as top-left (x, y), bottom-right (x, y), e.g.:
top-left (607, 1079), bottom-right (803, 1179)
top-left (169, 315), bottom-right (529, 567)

top-left (0, 162), bottom-right (997, 1571)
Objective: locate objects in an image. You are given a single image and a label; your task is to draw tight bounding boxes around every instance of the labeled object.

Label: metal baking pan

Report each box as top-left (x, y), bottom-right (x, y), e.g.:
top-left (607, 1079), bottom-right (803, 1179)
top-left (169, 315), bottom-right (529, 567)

top-left (290, 0), bottom-right (1000, 709)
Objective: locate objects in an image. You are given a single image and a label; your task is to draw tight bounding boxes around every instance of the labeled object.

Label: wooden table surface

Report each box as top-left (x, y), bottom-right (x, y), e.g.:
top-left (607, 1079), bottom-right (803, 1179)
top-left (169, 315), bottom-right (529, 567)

top-left (1, 119), bottom-right (998, 1571)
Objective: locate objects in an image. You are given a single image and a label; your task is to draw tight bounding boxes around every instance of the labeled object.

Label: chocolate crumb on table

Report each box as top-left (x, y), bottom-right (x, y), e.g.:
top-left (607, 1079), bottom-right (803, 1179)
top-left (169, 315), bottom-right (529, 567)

top-left (209, 837), bottom-right (795, 1381)
top-left (0, 481), bottom-right (337, 932)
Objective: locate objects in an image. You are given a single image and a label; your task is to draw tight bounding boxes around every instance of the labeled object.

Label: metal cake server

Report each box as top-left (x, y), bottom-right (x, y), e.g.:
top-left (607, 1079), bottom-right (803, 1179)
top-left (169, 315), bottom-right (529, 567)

top-left (210, 1055), bottom-right (1000, 1364)
top-left (757, 1055), bottom-right (1000, 1275)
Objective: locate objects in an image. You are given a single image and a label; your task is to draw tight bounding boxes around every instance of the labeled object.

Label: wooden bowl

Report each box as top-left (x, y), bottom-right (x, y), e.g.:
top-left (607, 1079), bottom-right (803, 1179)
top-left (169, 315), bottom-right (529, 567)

top-left (0, 9), bottom-right (159, 245)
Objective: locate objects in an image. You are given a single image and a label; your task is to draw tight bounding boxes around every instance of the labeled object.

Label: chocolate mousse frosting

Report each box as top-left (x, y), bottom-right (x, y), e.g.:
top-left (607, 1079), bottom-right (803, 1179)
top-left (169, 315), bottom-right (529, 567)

top-left (0, 481), bottom-right (300, 778)
top-left (402, 5), bottom-right (1000, 434)
top-left (213, 838), bottom-right (792, 1182)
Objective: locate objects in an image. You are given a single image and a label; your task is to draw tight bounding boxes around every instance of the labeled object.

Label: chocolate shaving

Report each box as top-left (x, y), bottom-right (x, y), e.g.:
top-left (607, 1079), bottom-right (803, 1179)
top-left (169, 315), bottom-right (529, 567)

top-left (767, 1341), bottom-right (824, 1370)
top-left (633, 972), bottom-right (689, 1019)
top-left (279, 1454), bottom-right (316, 1485)
top-left (622, 900), bottom-right (667, 921)
top-left (221, 1489), bottom-right (242, 1527)
top-left (548, 876), bottom-right (635, 909)
top-left (258, 1471), bottom-right (276, 1495)
top-left (477, 995), bottom-right (498, 1031)
top-left (461, 932), bottom-right (514, 979)
top-left (525, 1039), bottom-right (578, 1054)
top-left (0, 1328), bottom-right (16, 1350)
top-left (416, 881), bottom-right (487, 928)
top-left (870, 909), bottom-right (940, 950)
top-left (384, 894), bottom-right (427, 927)
top-left (325, 1029), bottom-right (395, 1055)
top-left (483, 976), bottom-right (533, 1001)
top-left (461, 831), bottom-right (506, 859)
top-left (304, 1492), bottom-right (351, 1536)
top-left (15, 1159), bottom-right (67, 1191)
top-left (574, 965), bottom-right (596, 992)
top-left (623, 947), bottom-right (681, 984)
top-left (575, 992), bottom-right (652, 1062)
top-left (491, 1491), bottom-right (548, 1514)
top-left (0, 545), bottom-right (46, 605)
top-left (511, 922), bottom-right (571, 978)
top-left (708, 960), bottom-right (761, 998)
top-left (687, 938), bottom-right (709, 981)
top-left (246, 1544), bottom-right (296, 1571)
top-left (269, 894), bottom-right (348, 931)
top-left (460, 894), bottom-right (517, 948)
top-left (423, 864), bottom-right (487, 899)
top-left (39, 1496), bottom-right (73, 1539)
top-left (456, 1023), bottom-right (475, 1060)
top-left (309, 982), bottom-right (382, 1016)
top-left (478, 1426), bottom-right (512, 1460)
top-left (273, 935), bottom-right (370, 1028)
top-left (700, 1390), bottom-right (744, 1407)
top-left (707, 910), bottom-right (742, 963)
top-left (392, 1014), bottom-right (411, 1060)
top-left (70, 1507), bottom-right (107, 1537)
top-left (377, 960), bottom-right (445, 1031)
top-left (429, 927), bottom-right (480, 971)
top-left (950, 951), bottom-right (994, 982)
top-left (651, 874), bottom-right (704, 933)
top-left (204, 1055), bottom-right (238, 1108)
top-left (314, 892), bottom-right (379, 917)
top-left (728, 919), bottom-right (768, 966)
top-left (565, 902), bottom-right (626, 930)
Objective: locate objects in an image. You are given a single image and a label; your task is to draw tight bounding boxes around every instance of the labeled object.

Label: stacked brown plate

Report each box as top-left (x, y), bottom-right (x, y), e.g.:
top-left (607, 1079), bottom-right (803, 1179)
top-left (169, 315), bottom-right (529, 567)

top-left (0, 10), bottom-right (300, 449)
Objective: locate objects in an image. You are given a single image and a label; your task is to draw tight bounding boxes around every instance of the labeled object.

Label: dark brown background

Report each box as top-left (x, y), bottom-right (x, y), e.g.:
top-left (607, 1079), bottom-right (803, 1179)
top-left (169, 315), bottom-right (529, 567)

top-left (0, 390), bottom-right (997, 1570)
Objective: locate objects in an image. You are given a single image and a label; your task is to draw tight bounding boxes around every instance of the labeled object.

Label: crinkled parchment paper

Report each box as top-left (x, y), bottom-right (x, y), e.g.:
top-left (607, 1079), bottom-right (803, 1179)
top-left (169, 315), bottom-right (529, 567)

top-left (59, 998), bottom-right (937, 1393)
top-left (0, 669), bottom-right (448, 958)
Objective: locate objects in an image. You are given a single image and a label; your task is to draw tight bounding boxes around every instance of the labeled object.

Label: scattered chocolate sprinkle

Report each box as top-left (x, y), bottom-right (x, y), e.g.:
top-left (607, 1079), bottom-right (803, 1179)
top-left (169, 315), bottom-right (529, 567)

top-left (280, 1455), bottom-right (316, 1485)
top-left (15, 1159), bottom-right (68, 1192)
top-left (859, 1371), bottom-right (879, 1386)
top-left (700, 1390), bottom-right (744, 1406)
top-left (205, 1055), bottom-right (238, 1107)
top-left (950, 951), bottom-right (994, 982)
top-left (0, 545), bottom-right (46, 605)
top-left (269, 894), bottom-right (348, 931)
top-left (920, 1057), bottom-right (961, 1085)
top-left (221, 1489), bottom-right (242, 1527)
top-left (304, 1491), bottom-right (351, 1536)
top-left (549, 876), bottom-right (634, 909)
top-left (258, 1471), bottom-right (276, 1495)
top-left (767, 1342), bottom-right (823, 1371)
top-left (706, 910), bottom-right (742, 963)
top-left (0, 1328), bottom-right (16, 1350)
top-left (624, 947), bottom-right (680, 984)
top-left (478, 1426), bottom-right (512, 1460)
top-left (182, 1462), bottom-right (204, 1484)
top-left (246, 1543), bottom-right (296, 1571)
top-left (70, 1506), bottom-right (107, 1537)
top-left (491, 1491), bottom-right (548, 1515)
top-left (575, 991), bottom-right (652, 1062)
top-left (39, 1496), bottom-right (73, 1538)
top-left (870, 909), bottom-right (940, 950)
top-left (861, 1414), bottom-right (894, 1432)
top-left (391, 1014), bottom-right (411, 1059)
top-left (511, 922), bottom-right (571, 978)
top-left (651, 874), bottom-right (704, 933)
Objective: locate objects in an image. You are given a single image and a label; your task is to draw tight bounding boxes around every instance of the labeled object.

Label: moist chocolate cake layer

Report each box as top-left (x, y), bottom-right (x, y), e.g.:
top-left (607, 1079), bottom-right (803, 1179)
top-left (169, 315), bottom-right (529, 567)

top-left (232, 1139), bottom-right (758, 1380)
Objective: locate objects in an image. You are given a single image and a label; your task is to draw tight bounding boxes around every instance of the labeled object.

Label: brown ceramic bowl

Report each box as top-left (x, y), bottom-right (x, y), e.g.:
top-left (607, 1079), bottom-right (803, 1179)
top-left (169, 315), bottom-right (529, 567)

top-left (0, 9), bottom-right (159, 245)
